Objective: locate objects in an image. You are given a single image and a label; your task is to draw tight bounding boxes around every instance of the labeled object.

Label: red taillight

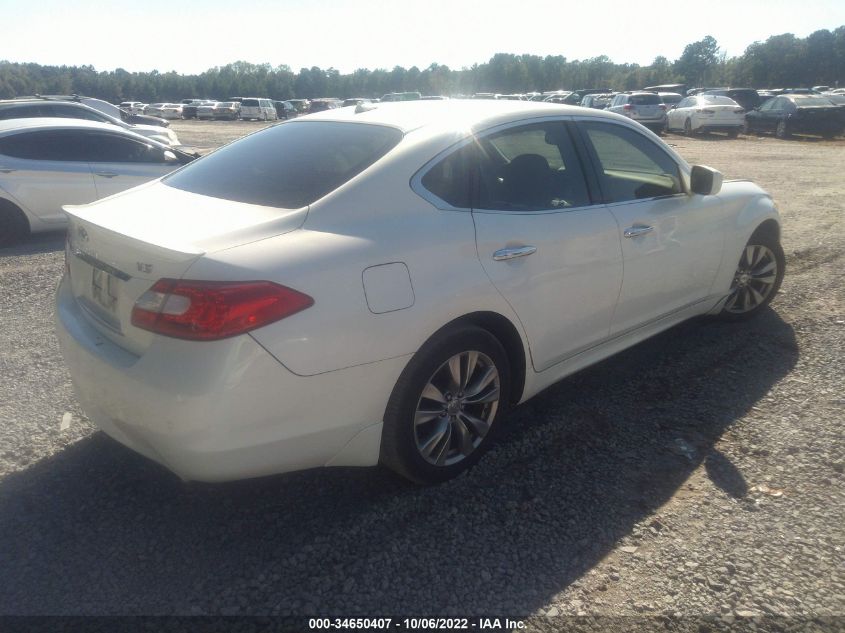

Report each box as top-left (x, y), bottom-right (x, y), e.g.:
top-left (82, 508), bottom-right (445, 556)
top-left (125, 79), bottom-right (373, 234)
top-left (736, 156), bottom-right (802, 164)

top-left (659, 104), bottom-right (667, 111)
top-left (623, 104), bottom-right (634, 110)
top-left (131, 279), bottom-right (313, 341)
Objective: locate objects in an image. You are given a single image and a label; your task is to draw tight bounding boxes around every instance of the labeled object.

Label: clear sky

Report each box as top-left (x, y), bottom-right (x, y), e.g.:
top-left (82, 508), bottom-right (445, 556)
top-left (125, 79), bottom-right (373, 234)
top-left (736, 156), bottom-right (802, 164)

top-left (2, 0), bottom-right (843, 74)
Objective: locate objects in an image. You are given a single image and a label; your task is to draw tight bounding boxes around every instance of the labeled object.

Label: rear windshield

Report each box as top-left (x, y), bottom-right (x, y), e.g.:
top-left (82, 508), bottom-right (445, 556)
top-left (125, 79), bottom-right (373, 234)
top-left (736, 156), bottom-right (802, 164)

top-left (242, 99), bottom-right (259, 107)
top-left (629, 94), bottom-right (661, 105)
top-left (701, 96), bottom-right (738, 105)
top-left (791, 96), bottom-right (835, 107)
top-left (163, 121), bottom-right (403, 208)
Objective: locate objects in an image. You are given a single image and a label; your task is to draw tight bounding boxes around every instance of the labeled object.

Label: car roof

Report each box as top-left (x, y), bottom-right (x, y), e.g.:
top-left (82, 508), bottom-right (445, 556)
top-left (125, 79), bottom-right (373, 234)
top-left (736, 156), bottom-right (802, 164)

top-left (299, 100), bottom-right (623, 135)
top-left (0, 117), bottom-right (133, 136)
top-left (0, 98), bottom-right (95, 108)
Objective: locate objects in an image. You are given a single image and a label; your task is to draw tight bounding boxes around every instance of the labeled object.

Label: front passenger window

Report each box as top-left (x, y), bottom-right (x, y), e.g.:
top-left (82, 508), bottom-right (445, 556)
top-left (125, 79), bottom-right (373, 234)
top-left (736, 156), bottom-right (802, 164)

top-left (87, 134), bottom-right (166, 163)
top-left (580, 121), bottom-right (682, 202)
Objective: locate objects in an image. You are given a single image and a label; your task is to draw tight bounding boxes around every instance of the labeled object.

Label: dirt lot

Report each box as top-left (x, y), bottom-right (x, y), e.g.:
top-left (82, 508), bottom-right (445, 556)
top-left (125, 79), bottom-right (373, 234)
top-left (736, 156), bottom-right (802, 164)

top-left (0, 120), bottom-right (842, 629)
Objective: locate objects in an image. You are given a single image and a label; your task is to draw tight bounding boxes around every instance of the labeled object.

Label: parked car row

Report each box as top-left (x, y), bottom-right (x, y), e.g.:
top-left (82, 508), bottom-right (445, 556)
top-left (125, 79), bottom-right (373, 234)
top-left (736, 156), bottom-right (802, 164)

top-left (0, 99), bottom-right (181, 146)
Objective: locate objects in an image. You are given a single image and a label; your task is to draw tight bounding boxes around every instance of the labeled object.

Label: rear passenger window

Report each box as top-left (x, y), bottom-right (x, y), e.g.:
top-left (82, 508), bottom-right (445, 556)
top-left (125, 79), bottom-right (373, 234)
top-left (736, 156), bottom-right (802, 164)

top-left (0, 130), bottom-right (91, 161)
top-left (580, 121), bottom-right (682, 202)
top-left (476, 122), bottom-right (591, 211)
top-left (420, 143), bottom-right (473, 208)
top-left (0, 104), bottom-right (52, 120)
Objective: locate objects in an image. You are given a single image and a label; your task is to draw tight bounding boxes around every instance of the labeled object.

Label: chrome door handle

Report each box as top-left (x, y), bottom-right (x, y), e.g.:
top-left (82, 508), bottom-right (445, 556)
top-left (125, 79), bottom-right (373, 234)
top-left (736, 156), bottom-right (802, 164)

top-left (624, 225), bottom-right (654, 238)
top-left (95, 172), bottom-right (118, 178)
top-left (493, 245), bottom-right (537, 261)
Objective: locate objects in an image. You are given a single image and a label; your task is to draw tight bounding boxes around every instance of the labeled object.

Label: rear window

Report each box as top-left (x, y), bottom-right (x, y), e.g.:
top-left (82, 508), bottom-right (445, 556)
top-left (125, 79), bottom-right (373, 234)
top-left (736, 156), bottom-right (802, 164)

top-left (792, 96), bottom-right (835, 107)
top-left (701, 96), bottom-right (738, 106)
top-left (163, 121), bottom-right (403, 208)
top-left (629, 94), bottom-right (661, 105)
top-left (242, 99), bottom-right (259, 107)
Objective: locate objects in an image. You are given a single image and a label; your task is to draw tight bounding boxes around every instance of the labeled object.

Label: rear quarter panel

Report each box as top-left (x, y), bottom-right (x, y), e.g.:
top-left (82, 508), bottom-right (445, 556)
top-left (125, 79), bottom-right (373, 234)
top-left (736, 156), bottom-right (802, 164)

top-left (186, 143), bottom-right (527, 378)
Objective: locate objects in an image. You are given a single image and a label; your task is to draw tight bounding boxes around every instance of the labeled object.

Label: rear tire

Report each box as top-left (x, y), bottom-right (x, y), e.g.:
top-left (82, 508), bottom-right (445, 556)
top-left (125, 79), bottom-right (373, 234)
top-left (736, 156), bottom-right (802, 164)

top-left (728, 129), bottom-right (740, 138)
top-left (380, 325), bottom-right (511, 484)
top-left (684, 118), bottom-right (694, 136)
top-left (0, 200), bottom-right (30, 247)
top-left (719, 230), bottom-right (785, 321)
top-left (776, 120), bottom-right (790, 139)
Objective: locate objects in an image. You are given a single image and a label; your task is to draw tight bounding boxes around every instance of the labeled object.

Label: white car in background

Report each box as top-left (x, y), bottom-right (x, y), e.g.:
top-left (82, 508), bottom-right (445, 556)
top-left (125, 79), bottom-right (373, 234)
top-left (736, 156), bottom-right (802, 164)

top-left (144, 103), bottom-right (166, 117)
top-left (159, 104), bottom-right (183, 119)
top-left (239, 97), bottom-right (278, 120)
top-left (55, 101), bottom-right (784, 485)
top-left (196, 102), bottom-right (218, 120)
top-left (119, 102), bottom-right (147, 115)
top-left (667, 95), bottom-right (746, 137)
top-left (0, 119), bottom-right (194, 245)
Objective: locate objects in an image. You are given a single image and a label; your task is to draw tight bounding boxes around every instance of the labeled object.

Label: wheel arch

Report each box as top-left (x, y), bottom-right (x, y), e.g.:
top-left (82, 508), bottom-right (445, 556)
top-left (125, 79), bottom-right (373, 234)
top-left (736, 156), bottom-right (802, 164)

top-left (0, 195), bottom-right (31, 236)
top-left (424, 310), bottom-right (527, 407)
top-left (749, 218), bottom-right (780, 244)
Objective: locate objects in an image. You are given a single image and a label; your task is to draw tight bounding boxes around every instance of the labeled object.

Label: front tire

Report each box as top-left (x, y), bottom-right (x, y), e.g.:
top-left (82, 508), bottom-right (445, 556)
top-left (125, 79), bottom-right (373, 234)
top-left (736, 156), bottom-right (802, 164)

top-left (380, 325), bottom-right (510, 484)
top-left (684, 118), bottom-right (694, 136)
top-left (720, 232), bottom-right (785, 320)
top-left (776, 120), bottom-right (790, 139)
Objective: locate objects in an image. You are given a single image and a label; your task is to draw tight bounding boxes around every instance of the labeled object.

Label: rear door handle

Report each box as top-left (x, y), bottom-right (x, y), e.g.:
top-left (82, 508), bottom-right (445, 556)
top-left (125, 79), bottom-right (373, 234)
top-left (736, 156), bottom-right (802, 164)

top-left (493, 245), bottom-right (537, 261)
top-left (624, 225), bottom-right (654, 238)
top-left (95, 172), bottom-right (119, 178)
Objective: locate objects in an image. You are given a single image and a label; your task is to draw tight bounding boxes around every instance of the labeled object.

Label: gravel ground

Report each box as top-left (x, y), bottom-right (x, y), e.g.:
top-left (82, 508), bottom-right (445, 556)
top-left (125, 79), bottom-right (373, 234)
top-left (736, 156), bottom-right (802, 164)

top-left (0, 123), bottom-right (842, 631)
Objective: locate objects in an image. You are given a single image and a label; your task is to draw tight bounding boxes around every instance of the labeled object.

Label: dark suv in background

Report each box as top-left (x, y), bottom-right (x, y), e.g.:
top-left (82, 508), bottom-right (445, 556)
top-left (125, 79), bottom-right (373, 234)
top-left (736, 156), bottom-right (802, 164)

top-left (700, 88), bottom-right (760, 111)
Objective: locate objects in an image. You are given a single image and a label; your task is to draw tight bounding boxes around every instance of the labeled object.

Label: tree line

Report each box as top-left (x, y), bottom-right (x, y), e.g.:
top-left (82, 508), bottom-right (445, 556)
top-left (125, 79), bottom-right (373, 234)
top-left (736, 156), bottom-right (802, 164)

top-left (1, 28), bottom-right (843, 102)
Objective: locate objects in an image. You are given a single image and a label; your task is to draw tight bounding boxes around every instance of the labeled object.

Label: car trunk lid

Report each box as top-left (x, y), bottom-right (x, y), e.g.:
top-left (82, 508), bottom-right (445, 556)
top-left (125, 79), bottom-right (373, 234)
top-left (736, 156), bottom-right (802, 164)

top-left (63, 181), bottom-right (307, 355)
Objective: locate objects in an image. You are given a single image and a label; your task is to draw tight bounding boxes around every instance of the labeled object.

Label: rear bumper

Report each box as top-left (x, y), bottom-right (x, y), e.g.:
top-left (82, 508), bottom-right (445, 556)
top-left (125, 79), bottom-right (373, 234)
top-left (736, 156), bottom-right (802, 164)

top-left (695, 123), bottom-right (743, 133)
top-left (55, 275), bottom-right (406, 481)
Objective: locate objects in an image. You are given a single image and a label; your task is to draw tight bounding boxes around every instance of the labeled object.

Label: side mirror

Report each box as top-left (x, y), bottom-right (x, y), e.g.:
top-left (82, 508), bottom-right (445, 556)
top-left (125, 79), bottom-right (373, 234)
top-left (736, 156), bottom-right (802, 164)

top-left (690, 165), bottom-right (723, 196)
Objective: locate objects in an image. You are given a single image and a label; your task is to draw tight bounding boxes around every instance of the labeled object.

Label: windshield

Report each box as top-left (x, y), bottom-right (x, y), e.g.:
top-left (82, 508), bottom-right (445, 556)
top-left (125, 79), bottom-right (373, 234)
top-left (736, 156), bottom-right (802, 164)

top-left (164, 121), bottom-right (403, 209)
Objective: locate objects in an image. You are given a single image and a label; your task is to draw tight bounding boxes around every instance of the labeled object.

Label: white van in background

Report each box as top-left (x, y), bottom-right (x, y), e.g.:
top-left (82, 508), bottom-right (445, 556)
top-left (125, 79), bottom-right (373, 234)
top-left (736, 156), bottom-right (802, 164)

top-left (239, 98), bottom-right (278, 121)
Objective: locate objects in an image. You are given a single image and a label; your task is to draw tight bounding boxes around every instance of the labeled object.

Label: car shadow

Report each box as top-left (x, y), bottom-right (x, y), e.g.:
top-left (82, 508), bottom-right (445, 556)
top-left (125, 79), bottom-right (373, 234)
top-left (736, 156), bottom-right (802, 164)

top-left (0, 231), bottom-right (65, 257)
top-left (0, 309), bottom-right (798, 617)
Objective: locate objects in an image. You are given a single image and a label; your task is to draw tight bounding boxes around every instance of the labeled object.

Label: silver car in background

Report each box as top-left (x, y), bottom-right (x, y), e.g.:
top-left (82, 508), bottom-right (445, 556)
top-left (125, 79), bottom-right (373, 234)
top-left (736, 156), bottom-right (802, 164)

top-left (608, 92), bottom-right (667, 133)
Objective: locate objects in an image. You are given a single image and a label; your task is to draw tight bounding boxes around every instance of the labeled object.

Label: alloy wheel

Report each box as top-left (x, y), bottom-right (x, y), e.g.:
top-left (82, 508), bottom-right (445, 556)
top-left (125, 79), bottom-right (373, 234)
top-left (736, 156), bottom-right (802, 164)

top-left (413, 351), bottom-right (500, 466)
top-left (724, 244), bottom-right (779, 314)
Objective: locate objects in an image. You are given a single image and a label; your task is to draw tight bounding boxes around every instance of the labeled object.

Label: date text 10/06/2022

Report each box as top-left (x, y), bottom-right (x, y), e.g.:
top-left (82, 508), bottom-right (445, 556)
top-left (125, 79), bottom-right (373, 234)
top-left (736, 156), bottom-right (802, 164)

top-left (308, 618), bottom-right (526, 630)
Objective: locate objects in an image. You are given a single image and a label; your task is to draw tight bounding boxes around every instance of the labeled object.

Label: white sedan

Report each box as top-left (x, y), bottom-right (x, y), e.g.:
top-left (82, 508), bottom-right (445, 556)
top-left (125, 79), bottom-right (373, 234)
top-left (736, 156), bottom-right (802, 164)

top-left (159, 104), bottom-right (183, 119)
top-left (0, 119), bottom-right (194, 245)
top-left (55, 101), bottom-right (785, 484)
top-left (667, 95), bottom-right (746, 136)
